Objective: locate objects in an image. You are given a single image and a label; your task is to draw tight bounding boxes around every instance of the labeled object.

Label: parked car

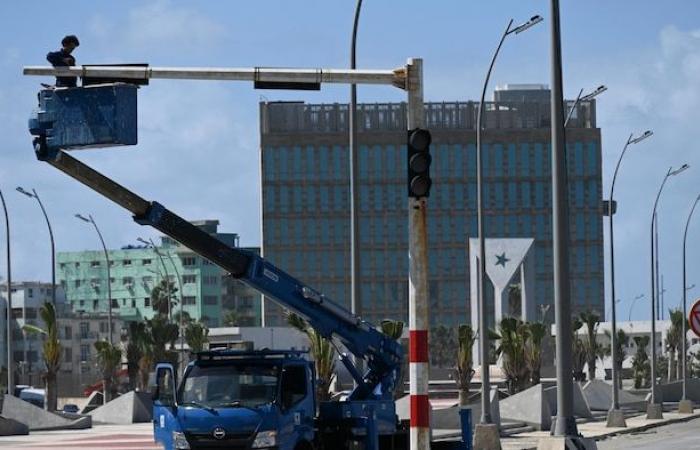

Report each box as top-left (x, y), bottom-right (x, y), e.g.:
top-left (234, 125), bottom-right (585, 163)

top-left (62, 404), bottom-right (79, 413)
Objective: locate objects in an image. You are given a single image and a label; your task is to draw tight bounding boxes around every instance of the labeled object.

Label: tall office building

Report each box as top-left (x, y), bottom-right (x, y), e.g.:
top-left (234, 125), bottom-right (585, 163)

top-left (259, 86), bottom-right (604, 328)
top-left (57, 220), bottom-right (261, 327)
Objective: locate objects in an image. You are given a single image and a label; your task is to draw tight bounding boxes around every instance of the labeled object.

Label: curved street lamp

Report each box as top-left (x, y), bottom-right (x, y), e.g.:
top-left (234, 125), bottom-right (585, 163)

top-left (475, 14), bottom-right (542, 427)
top-left (681, 194), bottom-right (700, 406)
top-left (75, 213), bottom-right (113, 345)
top-left (607, 130), bottom-right (652, 424)
top-left (564, 85), bottom-right (607, 128)
top-left (627, 294), bottom-right (646, 322)
top-left (16, 187), bottom-right (56, 306)
top-left (648, 164), bottom-right (689, 415)
top-left (0, 188), bottom-right (12, 395)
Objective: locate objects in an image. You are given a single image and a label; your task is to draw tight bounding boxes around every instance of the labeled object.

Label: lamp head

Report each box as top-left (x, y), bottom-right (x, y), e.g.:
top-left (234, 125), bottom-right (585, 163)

top-left (136, 237), bottom-right (150, 246)
top-left (16, 187), bottom-right (34, 198)
top-left (580, 85), bottom-right (607, 102)
top-left (512, 15), bottom-right (543, 34)
top-left (670, 164), bottom-right (690, 176)
top-left (74, 213), bottom-right (90, 223)
top-left (629, 130), bottom-right (653, 145)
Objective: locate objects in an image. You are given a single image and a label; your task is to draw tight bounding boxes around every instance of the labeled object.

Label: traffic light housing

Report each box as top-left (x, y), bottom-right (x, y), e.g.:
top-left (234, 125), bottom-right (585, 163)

top-left (407, 128), bottom-right (432, 198)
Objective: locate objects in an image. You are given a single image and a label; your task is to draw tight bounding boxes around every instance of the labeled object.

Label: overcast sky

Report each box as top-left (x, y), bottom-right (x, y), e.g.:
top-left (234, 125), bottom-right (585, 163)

top-left (1, 1), bottom-right (699, 321)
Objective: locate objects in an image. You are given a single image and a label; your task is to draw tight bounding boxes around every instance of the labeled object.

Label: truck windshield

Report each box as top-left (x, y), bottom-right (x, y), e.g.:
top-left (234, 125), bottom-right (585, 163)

top-left (179, 363), bottom-right (279, 409)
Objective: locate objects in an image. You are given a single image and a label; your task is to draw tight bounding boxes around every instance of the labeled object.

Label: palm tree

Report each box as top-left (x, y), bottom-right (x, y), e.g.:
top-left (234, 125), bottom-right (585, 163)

top-left (453, 324), bottom-right (477, 405)
top-left (525, 321), bottom-right (548, 385)
top-left (173, 310), bottom-right (192, 326)
top-left (185, 321), bottom-right (209, 354)
top-left (631, 336), bottom-right (650, 388)
top-left (222, 309), bottom-right (240, 327)
top-left (665, 309), bottom-right (685, 381)
top-left (23, 302), bottom-right (61, 411)
top-left (94, 340), bottom-right (123, 402)
top-left (380, 320), bottom-right (405, 399)
top-left (580, 311), bottom-right (601, 381)
top-left (125, 322), bottom-right (147, 391)
top-left (287, 312), bottom-right (335, 402)
top-left (150, 279), bottom-right (178, 317)
top-left (571, 318), bottom-right (587, 382)
top-left (604, 328), bottom-right (628, 388)
top-left (146, 314), bottom-right (179, 365)
top-left (492, 317), bottom-right (530, 394)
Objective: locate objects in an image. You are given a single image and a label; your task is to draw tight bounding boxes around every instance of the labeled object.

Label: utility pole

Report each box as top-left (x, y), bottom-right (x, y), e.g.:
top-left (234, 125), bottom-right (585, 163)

top-left (549, 0), bottom-right (578, 439)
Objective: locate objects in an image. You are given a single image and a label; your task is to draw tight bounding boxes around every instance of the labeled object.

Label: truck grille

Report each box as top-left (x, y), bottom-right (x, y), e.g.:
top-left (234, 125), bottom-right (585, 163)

top-left (186, 432), bottom-right (253, 450)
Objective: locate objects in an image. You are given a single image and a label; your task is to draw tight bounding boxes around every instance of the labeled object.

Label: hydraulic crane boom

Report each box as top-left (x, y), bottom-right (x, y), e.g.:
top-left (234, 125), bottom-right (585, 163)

top-left (31, 139), bottom-right (402, 403)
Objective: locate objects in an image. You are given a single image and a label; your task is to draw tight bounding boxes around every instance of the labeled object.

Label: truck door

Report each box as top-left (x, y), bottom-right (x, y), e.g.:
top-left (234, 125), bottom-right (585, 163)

top-left (153, 363), bottom-right (178, 449)
top-left (278, 364), bottom-right (314, 449)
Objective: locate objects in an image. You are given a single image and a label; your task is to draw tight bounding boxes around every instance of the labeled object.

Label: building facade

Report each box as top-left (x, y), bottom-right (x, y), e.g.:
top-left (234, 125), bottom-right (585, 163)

top-left (259, 87), bottom-right (604, 328)
top-left (56, 220), bottom-right (262, 328)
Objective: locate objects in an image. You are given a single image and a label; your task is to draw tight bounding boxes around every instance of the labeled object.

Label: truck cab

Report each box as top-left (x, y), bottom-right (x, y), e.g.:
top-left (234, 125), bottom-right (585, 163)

top-left (153, 350), bottom-right (315, 450)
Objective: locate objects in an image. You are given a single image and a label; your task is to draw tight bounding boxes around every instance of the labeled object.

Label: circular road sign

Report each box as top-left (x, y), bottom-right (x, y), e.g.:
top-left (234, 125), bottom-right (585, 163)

top-left (689, 298), bottom-right (700, 338)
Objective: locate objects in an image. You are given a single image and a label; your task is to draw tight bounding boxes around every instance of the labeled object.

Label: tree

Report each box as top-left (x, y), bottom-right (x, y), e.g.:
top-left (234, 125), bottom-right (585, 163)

top-left (23, 302), bottom-right (61, 411)
top-left (665, 309), bottom-right (685, 381)
top-left (287, 312), bottom-right (335, 402)
top-left (125, 322), bottom-right (148, 391)
top-left (222, 309), bottom-right (240, 327)
top-left (525, 321), bottom-right (548, 385)
top-left (507, 284), bottom-right (522, 317)
top-left (604, 328), bottom-right (628, 388)
top-left (150, 279), bottom-right (178, 317)
top-left (379, 320), bottom-right (405, 399)
top-left (173, 310), bottom-right (192, 327)
top-left (492, 317), bottom-right (530, 394)
top-left (185, 321), bottom-right (209, 354)
top-left (631, 336), bottom-right (651, 388)
top-left (571, 318), bottom-right (587, 382)
top-left (94, 340), bottom-right (123, 402)
top-left (453, 324), bottom-right (477, 405)
top-left (146, 314), bottom-right (179, 365)
top-left (580, 311), bottom-right (602, 381)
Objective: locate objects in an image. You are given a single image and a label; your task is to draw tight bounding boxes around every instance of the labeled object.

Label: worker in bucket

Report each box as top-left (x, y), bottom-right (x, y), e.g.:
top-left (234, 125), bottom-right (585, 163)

top-left (46, 35), bottom-right (79, 88)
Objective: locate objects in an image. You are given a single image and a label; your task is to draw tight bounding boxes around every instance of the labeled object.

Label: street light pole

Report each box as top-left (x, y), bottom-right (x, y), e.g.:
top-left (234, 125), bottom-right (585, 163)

top-left (139, 238), bottom-right (172, 322)
top-left (648, 164), bottom-right (689, 419)
top-left (349, 0), bottom-right (364, 385)
top-left (564, 85), bottom-right (606, 128)
top-left (16, 187), bottom-right (56, 306)
top-left (0, 189), bottom-right (12, 396)
top-left (75, 213), bottom-right (113, 345)
top-left (475, 16), bottom-right (542, 432)
top-left (627, 294), bottom-right (645, 322)
top-left (681, 194), bottom-right (700, 411)
top-left (606, 130), bottom-right (652, 427)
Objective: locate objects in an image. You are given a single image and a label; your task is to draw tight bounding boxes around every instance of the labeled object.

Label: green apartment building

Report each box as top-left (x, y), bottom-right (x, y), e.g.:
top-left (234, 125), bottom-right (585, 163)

top-left (57, 220), bottom-right (261, 327)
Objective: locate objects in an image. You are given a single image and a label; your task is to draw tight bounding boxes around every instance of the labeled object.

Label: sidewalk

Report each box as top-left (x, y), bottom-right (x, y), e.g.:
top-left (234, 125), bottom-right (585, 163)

top-left (501, 410), bottom-right (700, 450)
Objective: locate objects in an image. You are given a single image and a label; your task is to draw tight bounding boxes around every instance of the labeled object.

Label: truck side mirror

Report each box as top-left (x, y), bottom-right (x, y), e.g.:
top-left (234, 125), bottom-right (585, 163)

top-left (154, 363), bottom-right (176, 408)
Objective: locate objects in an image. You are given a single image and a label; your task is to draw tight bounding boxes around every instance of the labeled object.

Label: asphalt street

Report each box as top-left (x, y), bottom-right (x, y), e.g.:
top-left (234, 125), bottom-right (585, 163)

top-left (598, 417), bottom-right (700, 450)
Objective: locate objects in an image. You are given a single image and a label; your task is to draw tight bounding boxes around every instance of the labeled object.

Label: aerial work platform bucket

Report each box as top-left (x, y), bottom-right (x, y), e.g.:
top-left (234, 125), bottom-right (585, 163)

top-left (28, 83), bottom-right (137, 151)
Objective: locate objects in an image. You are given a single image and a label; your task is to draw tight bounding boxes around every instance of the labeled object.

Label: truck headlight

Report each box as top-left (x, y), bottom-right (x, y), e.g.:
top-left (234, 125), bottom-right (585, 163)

top-left (172, 431), bottom-right (190, 449)
top-left (251, 430), bottom-right (277, 448)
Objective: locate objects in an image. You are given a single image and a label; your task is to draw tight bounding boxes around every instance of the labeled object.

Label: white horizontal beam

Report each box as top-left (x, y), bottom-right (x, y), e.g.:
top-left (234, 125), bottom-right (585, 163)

top-left (23, 65), bottom-right (407, 89)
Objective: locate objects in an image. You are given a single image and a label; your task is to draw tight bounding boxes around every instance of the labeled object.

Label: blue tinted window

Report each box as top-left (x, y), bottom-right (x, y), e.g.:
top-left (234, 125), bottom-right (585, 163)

top-left (292, 146), bottom-right (302, 177)
top-left (279, 146), bottom-right (288, 180)
top-left (508, 144), bottom-right (517, 177)
top-left (535, 183), bottom-right (544, 208)
top-left (482, 143), bottom-right (490, 174)
top-left (534, 143), bottom-right (544, 176)
top-left (573, 142), bottom-right (584, 176)
top-left (318, 146), bottom-right (329, 180)
top-left (468, 183), bottom-right (477, 210)
top-left (320, 187), bottom-right (329, 210)
top-left (359, 145), bottom-right (369, 180)
top-left (576, 214), bottom-right (585, 240)
top-left (493, 144), bottom-right (504, 176)
top-left (373, 145), bottom-right (382, 174)
top-left (279, 187), bottom-right (289, 213)
top-left (494, 183), bottom-right (504, 207)
top-left (575, 181), bottom-right (584, 207)
top-left (508, 182), bottom-right (518, 208)
top-left (293, 187), bottom-right (302, 212)
top-left (522, 215), bottom-right (531, 234)
top-left (587, 142), bottom-right (597, 175)
top-left (536, 214), bottom-right (546, 239)
top-left (509, 215), bottom-right (518, 234)
top-left (588, 180), bottom-right (599, 207)
top-left (306, 145), bottom-right (315, 177)
top-left (466, 144), bottom-right (477, 178)
top-left (374, 185), bottom-right (383, 210)
top-left (522, 182), bottom-right (531, 208)
top-left (589, 215), bottom-right (599, 239)
top-left (521, 143), bottom-right (530, 176)
top-left (332, 145), bottom-right (343, 177)
top-left (453, 144), bottom-right (463, 178)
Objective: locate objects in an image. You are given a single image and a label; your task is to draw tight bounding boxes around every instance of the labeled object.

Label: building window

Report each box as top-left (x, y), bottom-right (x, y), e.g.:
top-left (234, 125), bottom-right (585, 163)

top-left (183, 275), bottom-right (196, 284)
top-left (182, 296), bottom-right (196, 305)
top-left (11, 308), bottom-right (22, 319)
top-left (27, 288), bottom-right (33, 298)
top-left (122, 299), bottom-right (127, 306)
top-left (204, 275), bottom-right (218, 285)
top-left (80, 322), bottom-right (89, 339)
top-left (93, 300), bottom-right (99, 310)
top-left (79, 300), bottom-right (85, 307)
top-left (64, 348), bottom-right (72, 363)
top-left (123, 259), bottom-right (132, 266)
top-left (75, 279), bottom-right (81, 288)
top-left (203, 295), bottom-right (218, 306)
top-left (99, 322), bottom-right (108, 333)
top-left (182, 256), bottom-right (196, 266)
top-left (131, 299), bottom-right (136, 308)
top-left (144, 297), bottom-right (151, 307)
top-left (112, 299), bottom-right (119, 308)
top-left (64, 326), bottom-right (72, 340)
top-left (142, 259), bottom-right (152, 265)
top-left (60, 263), bottom-right (66, 270)
top-left (75, 262), bottom-right (80, 268)
top-left (123, 277), bottom-right (134, 287)
top-left (80, 344), bottom-right (90, 362)
top-left (90, 261), bottom-right (100, 267)
top-left (25, 308), bottom-right (37, 319)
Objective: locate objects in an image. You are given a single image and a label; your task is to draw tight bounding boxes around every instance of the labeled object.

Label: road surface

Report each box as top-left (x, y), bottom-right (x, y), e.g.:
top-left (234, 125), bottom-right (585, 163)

top-left (598, 417), bottom-right (700, 450)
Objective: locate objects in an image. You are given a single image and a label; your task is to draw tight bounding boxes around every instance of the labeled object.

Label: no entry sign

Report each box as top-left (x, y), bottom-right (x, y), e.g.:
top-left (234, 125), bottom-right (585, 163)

top-left (689, 299), bottom-right (700, 338)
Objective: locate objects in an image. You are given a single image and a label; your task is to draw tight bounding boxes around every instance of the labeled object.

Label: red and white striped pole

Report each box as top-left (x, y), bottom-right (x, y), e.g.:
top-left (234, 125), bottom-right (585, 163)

top-left (406, 57), bottom-right (430, 450)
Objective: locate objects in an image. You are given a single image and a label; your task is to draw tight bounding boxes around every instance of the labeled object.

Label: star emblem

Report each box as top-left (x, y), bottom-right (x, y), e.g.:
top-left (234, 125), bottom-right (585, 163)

top-left (495, 252), bottom-right (510, 267)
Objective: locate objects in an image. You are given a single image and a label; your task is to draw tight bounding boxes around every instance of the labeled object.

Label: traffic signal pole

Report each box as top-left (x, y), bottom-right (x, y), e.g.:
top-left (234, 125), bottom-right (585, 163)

top-left (24, 59), bottom-right (430, 450)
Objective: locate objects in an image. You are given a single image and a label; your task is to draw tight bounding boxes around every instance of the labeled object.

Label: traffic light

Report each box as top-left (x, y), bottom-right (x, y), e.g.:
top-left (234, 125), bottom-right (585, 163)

top-left (407, 128), bottom-right (432, 198)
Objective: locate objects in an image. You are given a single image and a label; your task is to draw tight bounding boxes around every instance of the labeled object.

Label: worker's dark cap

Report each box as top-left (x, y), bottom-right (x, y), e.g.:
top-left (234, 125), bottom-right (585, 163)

top-left (61, 35), bottom-right (80, 47)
